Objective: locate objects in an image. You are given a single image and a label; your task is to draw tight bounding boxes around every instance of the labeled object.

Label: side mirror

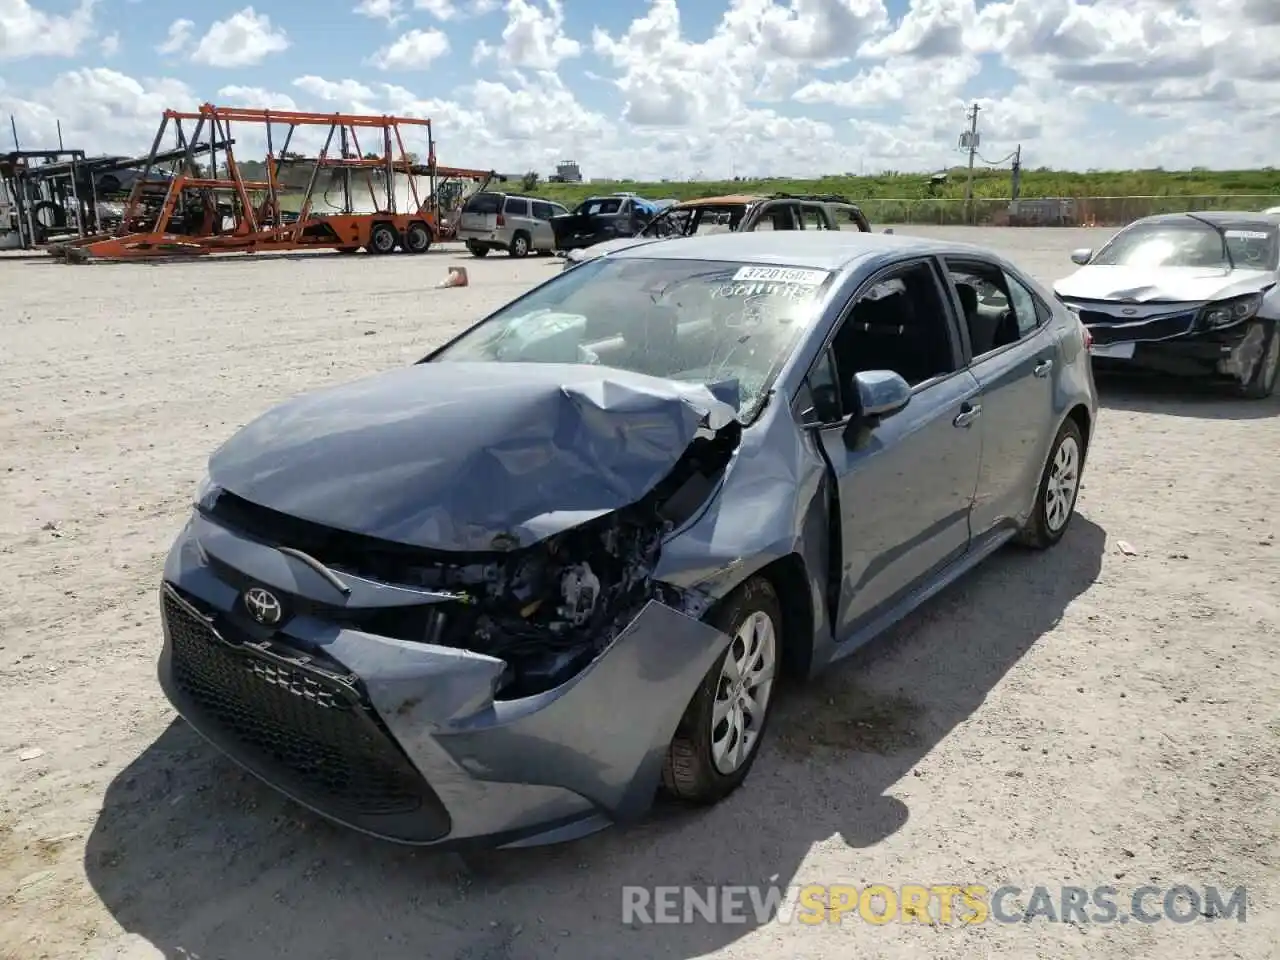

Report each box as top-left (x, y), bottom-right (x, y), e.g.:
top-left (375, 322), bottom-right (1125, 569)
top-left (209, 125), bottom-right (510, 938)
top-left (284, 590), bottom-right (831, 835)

top-left (843, 370), bottom-right (911, 447)
top-left (1070, 248), bottom-right (1092, 266)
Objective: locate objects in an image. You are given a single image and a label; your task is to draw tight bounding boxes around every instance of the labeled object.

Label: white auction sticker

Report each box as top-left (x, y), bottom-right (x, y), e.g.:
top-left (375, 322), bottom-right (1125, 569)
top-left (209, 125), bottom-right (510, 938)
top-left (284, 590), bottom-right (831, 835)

top-left (1225, 230), bottom-right (1270, 240)
top-left (732, 266), bottom-right (829, 285)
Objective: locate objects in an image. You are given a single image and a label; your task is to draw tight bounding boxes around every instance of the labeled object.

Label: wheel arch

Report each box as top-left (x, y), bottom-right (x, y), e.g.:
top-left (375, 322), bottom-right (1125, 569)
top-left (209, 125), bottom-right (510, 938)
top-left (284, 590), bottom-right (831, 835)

top-left (709, 553), bottom-right (816, 683)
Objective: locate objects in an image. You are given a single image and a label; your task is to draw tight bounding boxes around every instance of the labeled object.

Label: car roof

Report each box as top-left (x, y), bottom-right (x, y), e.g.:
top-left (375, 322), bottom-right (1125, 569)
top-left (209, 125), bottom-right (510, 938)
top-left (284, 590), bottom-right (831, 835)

top-left (1135, 211), bottom-right (1280, 227)
top-left (673, 194), bottom-right (766, 207)
top-left (608, 230), bottom-right (1007, 270)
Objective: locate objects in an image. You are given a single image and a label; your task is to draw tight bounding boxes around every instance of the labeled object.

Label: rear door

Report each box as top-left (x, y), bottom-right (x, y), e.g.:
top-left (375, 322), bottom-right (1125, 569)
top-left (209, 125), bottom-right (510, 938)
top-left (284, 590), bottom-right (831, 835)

top-left (941, 256), bottom-right (1058, 538)
top-left (461, 191), bottom-right (501, 233)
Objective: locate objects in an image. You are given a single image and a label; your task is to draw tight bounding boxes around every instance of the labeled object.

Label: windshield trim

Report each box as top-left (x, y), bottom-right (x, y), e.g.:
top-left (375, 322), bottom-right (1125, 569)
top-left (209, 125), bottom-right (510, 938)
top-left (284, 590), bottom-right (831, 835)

top-left (418, 255), bottom-right (837, 426)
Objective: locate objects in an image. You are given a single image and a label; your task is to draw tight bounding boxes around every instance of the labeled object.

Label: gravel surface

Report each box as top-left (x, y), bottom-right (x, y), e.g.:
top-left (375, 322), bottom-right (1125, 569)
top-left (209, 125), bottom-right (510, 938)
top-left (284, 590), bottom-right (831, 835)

top-left (1, 229), bottom-right (1277, 960)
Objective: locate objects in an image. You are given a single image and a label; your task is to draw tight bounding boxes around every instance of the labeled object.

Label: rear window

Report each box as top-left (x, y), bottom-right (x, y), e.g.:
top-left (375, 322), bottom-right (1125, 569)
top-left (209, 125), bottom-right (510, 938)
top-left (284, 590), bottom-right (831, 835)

top-left (504, 197), bottom-right (530, 217)
top-left (464, 192), bottom-right (502, 214)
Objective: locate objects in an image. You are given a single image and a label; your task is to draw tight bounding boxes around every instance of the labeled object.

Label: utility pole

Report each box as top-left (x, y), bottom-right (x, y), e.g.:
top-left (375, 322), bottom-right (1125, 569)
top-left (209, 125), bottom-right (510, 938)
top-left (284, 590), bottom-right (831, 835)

top-left (1011, 144), bottom-right (1022, 200)
top-left (959, 103), bottom-right (980, 221)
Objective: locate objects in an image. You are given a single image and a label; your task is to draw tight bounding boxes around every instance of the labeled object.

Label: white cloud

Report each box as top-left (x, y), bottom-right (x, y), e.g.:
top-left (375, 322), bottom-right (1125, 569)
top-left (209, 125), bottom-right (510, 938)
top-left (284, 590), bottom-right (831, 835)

top-left (99, 31), bottom-right (120, 57)
top-left (472, 0), bottom-right (580, 70)
top-left (190, 7), bottom-right (291, 68)
top-left (354, 0), bottom-right (404, 24)
top-left (0, 0), bottom-right (95, 60)
top-left (370, 27), bottom-right (450, 69)
top-left (414, 0), bottom-right (457, 19)
top-left (156, 19), bottom-right (194, 55)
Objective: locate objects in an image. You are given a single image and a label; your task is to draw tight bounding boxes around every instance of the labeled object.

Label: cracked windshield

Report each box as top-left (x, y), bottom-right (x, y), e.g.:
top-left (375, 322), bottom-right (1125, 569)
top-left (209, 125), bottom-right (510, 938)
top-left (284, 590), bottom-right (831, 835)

top-left (429, 257), bottom-right (835, 418)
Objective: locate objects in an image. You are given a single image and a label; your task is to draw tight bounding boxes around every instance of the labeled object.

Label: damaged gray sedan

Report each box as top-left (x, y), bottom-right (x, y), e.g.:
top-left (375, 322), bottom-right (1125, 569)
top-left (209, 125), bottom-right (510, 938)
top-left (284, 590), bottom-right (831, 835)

top-left (158, 231), bottom-right (1097, 849)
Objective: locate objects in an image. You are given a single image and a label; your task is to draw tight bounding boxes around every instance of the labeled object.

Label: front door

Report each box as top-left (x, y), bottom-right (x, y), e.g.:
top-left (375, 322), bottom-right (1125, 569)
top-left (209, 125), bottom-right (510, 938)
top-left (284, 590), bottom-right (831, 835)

top-left (812, 258), bottom-right (983, 641)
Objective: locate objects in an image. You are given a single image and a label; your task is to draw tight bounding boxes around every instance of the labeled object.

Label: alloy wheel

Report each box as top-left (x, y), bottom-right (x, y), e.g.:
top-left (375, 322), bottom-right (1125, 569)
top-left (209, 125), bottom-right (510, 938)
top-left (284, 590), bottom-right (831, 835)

top-left (1045, 435), bottom-right (1081, 533)
top-left (710, 610), bottom-right (777, 775)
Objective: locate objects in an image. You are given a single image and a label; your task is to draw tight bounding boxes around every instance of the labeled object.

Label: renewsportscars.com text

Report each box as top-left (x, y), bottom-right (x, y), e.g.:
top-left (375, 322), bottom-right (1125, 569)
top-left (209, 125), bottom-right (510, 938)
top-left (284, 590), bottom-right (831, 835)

top-left (621, 883), bottom-right (1248, 926)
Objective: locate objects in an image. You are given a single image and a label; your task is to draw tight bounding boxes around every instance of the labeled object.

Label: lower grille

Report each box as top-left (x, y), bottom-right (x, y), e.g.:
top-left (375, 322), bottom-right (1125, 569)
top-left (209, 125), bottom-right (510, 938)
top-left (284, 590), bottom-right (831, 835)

top-left (162, 586), bottom-right (450, 840)
top-left (1080, 309), bottom-right (1197, 345)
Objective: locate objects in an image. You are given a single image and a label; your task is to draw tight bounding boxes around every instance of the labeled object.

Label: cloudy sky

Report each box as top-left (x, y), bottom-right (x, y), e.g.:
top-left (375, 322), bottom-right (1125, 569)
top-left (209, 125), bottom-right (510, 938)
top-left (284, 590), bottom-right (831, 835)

top-left (1, 0), bottom-right (1276, 180)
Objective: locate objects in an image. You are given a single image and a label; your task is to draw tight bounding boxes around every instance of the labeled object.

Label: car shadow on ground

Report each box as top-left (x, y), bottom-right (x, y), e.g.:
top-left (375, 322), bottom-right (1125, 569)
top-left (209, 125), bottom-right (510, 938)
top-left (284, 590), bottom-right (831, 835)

top-left (1095, 371), bottom-right (1280, 420)
top-left (84, 518), bottom-right (1105, 960)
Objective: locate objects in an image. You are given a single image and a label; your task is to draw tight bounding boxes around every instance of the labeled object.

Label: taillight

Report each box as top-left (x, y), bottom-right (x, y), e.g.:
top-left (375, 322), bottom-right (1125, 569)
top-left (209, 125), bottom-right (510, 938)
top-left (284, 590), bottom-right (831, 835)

top-left (496, 213), bottom-right (505, 226)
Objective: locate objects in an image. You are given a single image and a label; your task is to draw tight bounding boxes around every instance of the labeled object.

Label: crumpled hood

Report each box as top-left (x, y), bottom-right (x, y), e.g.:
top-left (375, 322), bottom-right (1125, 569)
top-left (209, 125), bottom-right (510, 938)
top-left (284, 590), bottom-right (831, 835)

top-left (207, 361), bottom-right (738, 553)
top-left (1054, 264), bottom-right (1274, 304)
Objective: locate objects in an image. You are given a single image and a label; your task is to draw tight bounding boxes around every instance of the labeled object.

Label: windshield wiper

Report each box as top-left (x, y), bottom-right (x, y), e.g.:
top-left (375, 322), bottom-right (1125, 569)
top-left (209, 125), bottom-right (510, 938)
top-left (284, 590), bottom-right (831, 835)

top-left (1184, 213), bottom-right (1235, 270)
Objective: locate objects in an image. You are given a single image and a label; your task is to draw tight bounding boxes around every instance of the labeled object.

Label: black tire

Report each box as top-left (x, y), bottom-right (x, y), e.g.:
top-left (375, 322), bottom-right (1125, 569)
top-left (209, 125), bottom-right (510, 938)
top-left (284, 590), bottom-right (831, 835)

top-left (1017, 417), bottom-right (1085, 549)
top-left (96, 174), bottom-right (121, 195)
top-left (336, 246), bottom-right (359, 254)
top-left (467, 241), bottom-right (490, 257)
top-left (366, 222), bottom-right (397, 254)
top-left (404, 222), bottom-right (432, 254)
top-left (509, 231), bottom-right (530, 258)
top-left (1237, 320), bottom-right (1279, 400)
top-left (31, 200), bottom-right (67, 231)
top-left (662, 575), bottom-right (782, 805)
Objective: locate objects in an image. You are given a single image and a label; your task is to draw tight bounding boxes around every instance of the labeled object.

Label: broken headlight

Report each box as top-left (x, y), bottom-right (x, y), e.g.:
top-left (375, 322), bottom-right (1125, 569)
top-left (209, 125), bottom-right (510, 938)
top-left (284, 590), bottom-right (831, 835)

top-left (1198, 293), bottom-right (1262, 330)
top-left (193, 473), bottom-right (221, 512)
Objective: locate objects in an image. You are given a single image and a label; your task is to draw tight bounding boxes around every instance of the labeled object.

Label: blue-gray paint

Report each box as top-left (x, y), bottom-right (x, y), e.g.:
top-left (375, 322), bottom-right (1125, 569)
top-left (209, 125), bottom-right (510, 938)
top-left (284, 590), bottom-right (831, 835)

top-left (157, 229), bottom-right (1099, 848)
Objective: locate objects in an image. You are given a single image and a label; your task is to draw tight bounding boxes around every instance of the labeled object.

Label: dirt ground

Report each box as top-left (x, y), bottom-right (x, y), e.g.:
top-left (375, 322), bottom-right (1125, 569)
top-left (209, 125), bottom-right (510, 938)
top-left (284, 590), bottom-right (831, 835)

top-left (1, 228), bottom-right (1277, 960)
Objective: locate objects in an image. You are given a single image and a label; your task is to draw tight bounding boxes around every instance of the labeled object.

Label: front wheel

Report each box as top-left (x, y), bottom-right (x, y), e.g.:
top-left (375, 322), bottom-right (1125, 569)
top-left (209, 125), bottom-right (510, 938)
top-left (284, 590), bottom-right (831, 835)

top-left (662, 576), bottom-right (781, 805)
top-left (1238, 320), bottom-right (1279, 399)
top-left (508, 232), bottom-right (530, 258)
top-left (1017, 417), bottom-right (1084, 549)
top-left (466, 241), bottom-right (490, 257)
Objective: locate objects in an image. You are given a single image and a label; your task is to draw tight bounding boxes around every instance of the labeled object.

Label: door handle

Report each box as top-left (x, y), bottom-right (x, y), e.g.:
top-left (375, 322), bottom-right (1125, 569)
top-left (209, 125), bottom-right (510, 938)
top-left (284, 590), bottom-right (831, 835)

top-left (1034, 358), bottom-right (1054, 378)
top-left (953, 403), bottom-right (982, 428)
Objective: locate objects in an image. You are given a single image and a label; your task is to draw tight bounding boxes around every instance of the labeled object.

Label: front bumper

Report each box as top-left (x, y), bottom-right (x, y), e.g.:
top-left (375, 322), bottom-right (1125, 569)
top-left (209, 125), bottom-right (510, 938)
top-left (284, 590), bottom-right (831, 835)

top-left (157, 514), bottom-right (731, 848)
top-left (1088, 318), bottom-right (1273, 384)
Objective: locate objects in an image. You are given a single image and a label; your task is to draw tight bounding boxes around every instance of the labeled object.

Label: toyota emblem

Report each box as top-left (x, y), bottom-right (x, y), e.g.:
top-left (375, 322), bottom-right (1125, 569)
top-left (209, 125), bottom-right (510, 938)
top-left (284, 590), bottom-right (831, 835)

top-left (243, 586), bottom-right (283, 626)
top-left (1121, 307), bottom-right (1137, 315)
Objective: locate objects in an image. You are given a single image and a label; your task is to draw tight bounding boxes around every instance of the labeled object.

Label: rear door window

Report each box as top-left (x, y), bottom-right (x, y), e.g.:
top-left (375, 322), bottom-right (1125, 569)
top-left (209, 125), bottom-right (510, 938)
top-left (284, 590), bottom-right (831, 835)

top-left (800, 205), bottom-right (832, 230)
top-left (465, 192), bottom-right (502, 214)
top-left (531, 201), bottom-right (555, 220)
top-left (504, 197), bottom-right (530, 217)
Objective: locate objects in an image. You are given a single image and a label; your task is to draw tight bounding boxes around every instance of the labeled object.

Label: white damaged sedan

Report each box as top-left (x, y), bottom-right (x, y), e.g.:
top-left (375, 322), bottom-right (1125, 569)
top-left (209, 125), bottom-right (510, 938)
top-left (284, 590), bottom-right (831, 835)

top-left (1054, 210), bottom-right (1280, 398)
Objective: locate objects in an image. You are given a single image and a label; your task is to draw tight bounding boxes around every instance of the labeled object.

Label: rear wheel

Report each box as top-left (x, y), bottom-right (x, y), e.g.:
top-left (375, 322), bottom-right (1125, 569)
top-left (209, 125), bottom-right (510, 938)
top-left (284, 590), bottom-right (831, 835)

top-left (467, 241), bottom-right (490, 257)
top-left (509, 231), bottom-right (530, 258)
top-left (662, 576), bottom-right (781, 805)
top-left (1238, 320), bottom-right (1279, 399)
top-left (1017, 417), bottom-right (1084, 549)
top-left (367, 222), bottom-right (397, 254)
top-left (404, 222), bottom-right (432, 254)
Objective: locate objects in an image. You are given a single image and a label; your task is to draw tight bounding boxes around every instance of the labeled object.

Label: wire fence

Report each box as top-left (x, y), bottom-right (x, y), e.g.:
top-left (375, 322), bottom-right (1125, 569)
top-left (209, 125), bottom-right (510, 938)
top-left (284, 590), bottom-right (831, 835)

top-left (862, 194), bottom-right (1280, 228)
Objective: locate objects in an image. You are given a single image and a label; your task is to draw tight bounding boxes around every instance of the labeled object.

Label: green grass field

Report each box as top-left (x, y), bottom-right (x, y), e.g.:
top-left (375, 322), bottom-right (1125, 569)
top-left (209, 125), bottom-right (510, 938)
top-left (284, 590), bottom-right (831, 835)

top-left (524, 167), bottom-right (1280, 207)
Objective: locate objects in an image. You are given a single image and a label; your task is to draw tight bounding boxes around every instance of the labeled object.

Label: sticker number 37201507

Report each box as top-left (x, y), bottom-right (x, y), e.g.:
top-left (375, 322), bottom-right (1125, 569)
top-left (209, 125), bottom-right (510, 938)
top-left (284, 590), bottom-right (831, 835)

top-left (732, 266), bottom-right (830, 285)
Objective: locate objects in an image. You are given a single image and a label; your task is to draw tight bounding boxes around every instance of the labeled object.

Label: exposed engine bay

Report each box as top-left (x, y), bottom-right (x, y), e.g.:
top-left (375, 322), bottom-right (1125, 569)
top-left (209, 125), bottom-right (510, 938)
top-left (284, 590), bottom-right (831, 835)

top-left (203, 420), bottom-right (740, 699)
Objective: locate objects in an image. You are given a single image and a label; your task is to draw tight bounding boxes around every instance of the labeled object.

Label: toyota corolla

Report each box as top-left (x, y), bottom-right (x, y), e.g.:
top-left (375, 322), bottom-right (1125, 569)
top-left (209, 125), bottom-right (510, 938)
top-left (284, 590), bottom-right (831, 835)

top-left (159, 232), bottom-right (1097, 849)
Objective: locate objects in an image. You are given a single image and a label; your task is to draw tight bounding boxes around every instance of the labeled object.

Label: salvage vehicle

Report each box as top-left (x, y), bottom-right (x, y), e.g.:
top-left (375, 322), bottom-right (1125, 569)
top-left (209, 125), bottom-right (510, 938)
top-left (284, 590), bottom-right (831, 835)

top-left (548, 194), bottom-right (659, 251)
top-left (159, 231), bottom-right (1097, 849)
top-left (561, 193), bottom-right (872, 270)
top-left (1055, 210), bottom-right (1280, 398)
